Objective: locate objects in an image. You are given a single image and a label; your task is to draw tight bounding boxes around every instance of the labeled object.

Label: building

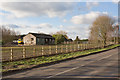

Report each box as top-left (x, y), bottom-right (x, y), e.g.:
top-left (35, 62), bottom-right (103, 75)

top-left (23, 32), bottom-right (55, 45)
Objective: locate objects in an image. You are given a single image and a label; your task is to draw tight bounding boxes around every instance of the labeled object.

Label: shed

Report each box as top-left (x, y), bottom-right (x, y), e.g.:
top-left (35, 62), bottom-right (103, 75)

top-left (23, 32), bottom-right (55, 45)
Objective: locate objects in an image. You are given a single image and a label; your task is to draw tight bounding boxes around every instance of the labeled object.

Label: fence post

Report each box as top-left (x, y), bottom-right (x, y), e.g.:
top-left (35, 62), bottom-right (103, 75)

top-left (100, 41), bottom-right (101, 48)
top-left (74, 44), bottom-right (76, 51)
top-left (94, 42), bottom-right (96, 49)
top-left (81, 42), bottom-right (82, 50)
top-left (33, 47), bottom-right (35, 56)
top-left (90, 42), bottom-right (92, 49)
top-left (84, 43), bottom-right (86, 49)
top-left (96, 42), bottom-right (98, 48)
top-left (23, 47), bottom-right (26, 58)
top-left (93, 43), bottom-right (94, 49)
top-left (78, 44), bottom-right (79, 50)
top-left (42, 46), bottom-right (44, 55)
top-left (70, 44), bottom-right (72, 52)
top-left (83, 44), bottom-right (85, 50)
top-left (66, 45), bottom-right (68, 53)
top-left (61, 45), bottom-right (63, 53)
top-left (10, 47), bottom-right (13, 61)
top-left (91, 42), bottom-right (93, 49)
top-left (86, 43), bottom-right (87, 49)
top-left (98, 42), bottom-right (99, 48)
top-left (97, 42), bottom-right (99, 48)
top-left (49, 46), bottom-right (51, 55)
top-left (102, 41), bottom-right (104, 48)
top-left (89, 43), bottom-right (90, 49)
top-left (87, 43), bottom-right (89, 49)
top-left (56, 45), bottom-right (57, 54)
top-left (87, 42), bottom-right (88, 49)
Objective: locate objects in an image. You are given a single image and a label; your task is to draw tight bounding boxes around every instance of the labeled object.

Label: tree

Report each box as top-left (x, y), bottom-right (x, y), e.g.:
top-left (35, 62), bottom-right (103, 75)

top-left (52, 34), bottom-right (67, 44)
top-left (1, 26), bottom-right (20, 46)
top-left (56, 30), bottom-right (68, 39)
top-left (52, 31), bottom-right (68, 44)
top-left (89, 15), bottom-right (115, 46)
top-left (112, 25), bottom-right (119, 44)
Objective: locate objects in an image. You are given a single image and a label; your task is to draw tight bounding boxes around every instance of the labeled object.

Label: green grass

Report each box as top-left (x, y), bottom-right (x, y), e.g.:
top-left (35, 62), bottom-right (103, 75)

top-left (2, 44), bottom-right (120, 72)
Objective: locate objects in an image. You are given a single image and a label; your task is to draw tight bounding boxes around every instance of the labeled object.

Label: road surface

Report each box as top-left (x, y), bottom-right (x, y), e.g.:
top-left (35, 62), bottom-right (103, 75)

top-left (3, 47), bottom-right (119, 80)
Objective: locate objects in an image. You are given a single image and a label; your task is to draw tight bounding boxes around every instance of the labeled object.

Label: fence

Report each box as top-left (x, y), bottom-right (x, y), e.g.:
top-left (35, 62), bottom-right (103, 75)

top-left (2, 42), bottom-right (114, 62)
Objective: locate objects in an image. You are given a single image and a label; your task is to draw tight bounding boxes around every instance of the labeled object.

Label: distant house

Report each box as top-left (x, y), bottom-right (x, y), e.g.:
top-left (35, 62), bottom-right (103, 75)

top-left (23, 32), bottom-right (55, 45)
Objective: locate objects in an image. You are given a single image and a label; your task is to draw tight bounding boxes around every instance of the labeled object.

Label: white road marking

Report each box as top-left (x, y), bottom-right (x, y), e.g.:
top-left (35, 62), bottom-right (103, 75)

top-left (80, 53), bottom-right (115, 67)
top-left (47, 53), bottom-right (116, 78)
top-left (46, 67), bottom-right (79, 78)
top-left (97, 53), bottom-right (116, 61)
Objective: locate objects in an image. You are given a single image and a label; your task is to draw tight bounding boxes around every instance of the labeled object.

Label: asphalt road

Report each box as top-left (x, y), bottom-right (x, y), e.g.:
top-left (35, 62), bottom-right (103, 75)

top-left (3, 47), bottom-right (119, 79)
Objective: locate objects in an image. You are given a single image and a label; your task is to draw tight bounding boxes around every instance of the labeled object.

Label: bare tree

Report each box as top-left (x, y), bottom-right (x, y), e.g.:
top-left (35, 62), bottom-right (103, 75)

top-left (112, 25), bottom-right (119, 44)
top-left (1, 25), bottom-right (20, 46)
top-left (89, 15), bottom-right (115, 46)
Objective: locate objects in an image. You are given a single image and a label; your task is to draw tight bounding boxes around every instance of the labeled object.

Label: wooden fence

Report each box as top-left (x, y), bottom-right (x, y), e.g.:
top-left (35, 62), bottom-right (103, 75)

top-left (2, 42), bottom-right (114, 62)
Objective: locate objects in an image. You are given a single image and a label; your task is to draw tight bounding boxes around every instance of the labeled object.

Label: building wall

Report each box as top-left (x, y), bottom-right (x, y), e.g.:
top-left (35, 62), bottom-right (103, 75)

top-left (23, 34), bottom-right (36, 45)
top-left (36, 38), bottom-right (45, 45)
top-left (44, 38), bottom-right (55, 45)
top-left (36, 38), bottom-right (55, 45)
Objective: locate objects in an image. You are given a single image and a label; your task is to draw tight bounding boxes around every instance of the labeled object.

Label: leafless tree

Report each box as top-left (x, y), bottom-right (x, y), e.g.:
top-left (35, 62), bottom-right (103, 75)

top-left (112, 24), bottom-right (119, 44)
top-left (1, 25), bottom-right (20, 46)
top-left (89, 15), bottom-right (115, 46)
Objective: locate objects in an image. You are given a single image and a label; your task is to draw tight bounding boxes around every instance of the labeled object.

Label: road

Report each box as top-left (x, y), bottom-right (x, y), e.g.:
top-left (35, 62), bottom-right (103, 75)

top-left (3, 47), bottom-right (119, 80)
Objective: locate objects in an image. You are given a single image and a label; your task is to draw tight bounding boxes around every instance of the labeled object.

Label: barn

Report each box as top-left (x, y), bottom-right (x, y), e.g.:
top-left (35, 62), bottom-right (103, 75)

top-left (23, 32), bottom-right (55, 45)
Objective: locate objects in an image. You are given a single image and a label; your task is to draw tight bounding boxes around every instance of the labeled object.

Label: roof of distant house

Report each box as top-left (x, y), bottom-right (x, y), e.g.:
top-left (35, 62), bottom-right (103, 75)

top-left (28, 32), bottom-right (55, 39)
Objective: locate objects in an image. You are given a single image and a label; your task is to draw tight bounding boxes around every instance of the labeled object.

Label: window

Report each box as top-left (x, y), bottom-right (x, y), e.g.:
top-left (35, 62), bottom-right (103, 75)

top-left (31, 38), bottom-right (34, 41)
top-left (37, 38), bottom-right (40, 42)
top-left (46, 39), bottom-right (48, 41)
top-left (49, 39), bottom-right (51, 42)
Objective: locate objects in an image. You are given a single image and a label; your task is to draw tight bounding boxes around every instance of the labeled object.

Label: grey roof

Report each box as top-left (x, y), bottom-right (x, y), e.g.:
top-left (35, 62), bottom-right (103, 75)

top-left (29, 32), bottom-right (55, 39)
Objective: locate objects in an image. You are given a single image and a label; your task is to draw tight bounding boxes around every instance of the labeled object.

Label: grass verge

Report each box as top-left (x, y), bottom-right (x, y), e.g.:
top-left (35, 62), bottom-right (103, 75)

top-left (2, 44), bottom-right (120, 72)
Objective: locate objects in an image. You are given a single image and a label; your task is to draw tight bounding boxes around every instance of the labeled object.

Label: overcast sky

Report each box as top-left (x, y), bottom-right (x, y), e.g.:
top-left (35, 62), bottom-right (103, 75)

top-left (0, 0), bottom-right (118, 39)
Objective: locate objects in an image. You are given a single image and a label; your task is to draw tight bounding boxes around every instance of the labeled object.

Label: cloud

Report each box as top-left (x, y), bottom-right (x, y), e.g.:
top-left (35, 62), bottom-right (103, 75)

top-left (1, 23), bottom-right (59, 35)
top-left (71, 11), bottom-right (108, 24)
top-left (0, 2), bottom-right (75, 18)
top-left (0, 12), bottom-right (16, 19)
top-left (112, 0), bottom-right (119, 4)
top-left (68, 25), bottom-right (90, 39)
top-left (1, 24), bottom-right (30, 29)
top-left (32, 23), bottom-right (52, 29)
top-left (86, 2), bottom-right (99, 10)
top-left (1, 24), bottom-right (20, 28)
top-left (58, 24), bottom-right (90, 39)
top-left (0, 0), bottom-right (76, 2)
top-left (59, 25), bottom-right (64, 28)
top-left (63, 19), bottom-right (67, 22)
top-left (0, 0), bottom-right (118, 2)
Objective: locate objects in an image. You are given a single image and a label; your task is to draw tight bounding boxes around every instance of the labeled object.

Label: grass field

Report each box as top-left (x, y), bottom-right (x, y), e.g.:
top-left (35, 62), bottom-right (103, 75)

top-left (2, 44), bottom-right (119, 72)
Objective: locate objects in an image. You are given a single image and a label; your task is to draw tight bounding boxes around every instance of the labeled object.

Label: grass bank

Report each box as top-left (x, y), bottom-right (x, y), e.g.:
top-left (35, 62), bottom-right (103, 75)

top-left (2, 44), bottom-right (119, 72)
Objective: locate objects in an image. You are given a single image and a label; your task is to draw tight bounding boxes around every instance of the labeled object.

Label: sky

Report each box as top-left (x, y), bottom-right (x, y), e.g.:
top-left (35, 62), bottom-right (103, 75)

top-left (0, 0), bottom-right (119, 40)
